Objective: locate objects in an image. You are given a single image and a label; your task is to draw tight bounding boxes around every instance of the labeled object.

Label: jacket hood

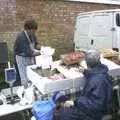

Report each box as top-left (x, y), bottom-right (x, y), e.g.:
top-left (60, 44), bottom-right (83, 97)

top-left (88, 63), bottom-right (108, 76)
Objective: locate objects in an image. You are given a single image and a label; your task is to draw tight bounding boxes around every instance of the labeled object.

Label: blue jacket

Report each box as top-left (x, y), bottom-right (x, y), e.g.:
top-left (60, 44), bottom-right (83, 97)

top-left (74, 64), bottom-right (112, 120)
top-left (14, 31), bottom-right (38, 57)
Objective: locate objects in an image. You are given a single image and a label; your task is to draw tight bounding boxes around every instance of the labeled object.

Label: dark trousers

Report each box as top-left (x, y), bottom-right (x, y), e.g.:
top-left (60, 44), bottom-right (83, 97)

top-left (59, 107), bottom-right (96, 120)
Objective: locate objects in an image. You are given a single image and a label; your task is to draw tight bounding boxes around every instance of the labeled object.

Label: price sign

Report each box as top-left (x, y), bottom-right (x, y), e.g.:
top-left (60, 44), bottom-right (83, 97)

top-left (5, 68), bottom-right (16, 84)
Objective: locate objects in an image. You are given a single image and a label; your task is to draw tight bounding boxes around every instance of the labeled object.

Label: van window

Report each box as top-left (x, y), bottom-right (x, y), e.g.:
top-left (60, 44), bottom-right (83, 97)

top-left (116, 13), bottom-right (120, 26)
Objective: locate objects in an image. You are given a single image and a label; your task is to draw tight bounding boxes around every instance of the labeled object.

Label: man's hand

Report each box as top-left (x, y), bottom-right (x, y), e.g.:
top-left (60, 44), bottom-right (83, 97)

top-left (64, 100), bottom-right (74, 108)
top-left (33, 49), bottom-right (40, 56)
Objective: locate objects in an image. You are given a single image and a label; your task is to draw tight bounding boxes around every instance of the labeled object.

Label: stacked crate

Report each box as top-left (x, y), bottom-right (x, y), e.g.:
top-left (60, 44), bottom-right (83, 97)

top-left (0, 42), bottom-right (8, 82)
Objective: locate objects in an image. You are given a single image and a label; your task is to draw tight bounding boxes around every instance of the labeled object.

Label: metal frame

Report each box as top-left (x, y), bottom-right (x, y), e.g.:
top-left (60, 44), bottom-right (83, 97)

top-left (65, 0), bottom-right (120, 5)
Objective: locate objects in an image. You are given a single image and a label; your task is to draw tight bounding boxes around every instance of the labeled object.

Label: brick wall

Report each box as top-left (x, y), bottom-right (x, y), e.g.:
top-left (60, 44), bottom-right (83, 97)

top-left (0, 0), bottom-right (120, 61)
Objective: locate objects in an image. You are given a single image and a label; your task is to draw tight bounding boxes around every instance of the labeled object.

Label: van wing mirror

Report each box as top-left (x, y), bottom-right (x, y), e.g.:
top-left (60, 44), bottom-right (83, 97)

top-left (116, 13), bottom-right (120, 27)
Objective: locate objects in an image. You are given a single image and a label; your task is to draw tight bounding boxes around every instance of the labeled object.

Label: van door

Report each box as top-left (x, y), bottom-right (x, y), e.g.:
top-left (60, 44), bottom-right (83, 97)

top-left (74, 14), bottom-right (91, 51)
top-left (114, 12), bottom-right (120, 52)
top-left (90, 12), bottom-right (113, 50)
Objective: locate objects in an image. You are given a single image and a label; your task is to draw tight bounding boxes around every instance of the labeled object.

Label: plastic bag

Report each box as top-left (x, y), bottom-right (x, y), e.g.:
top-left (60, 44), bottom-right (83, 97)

top-left (32, 100), bottom-right (56, 120)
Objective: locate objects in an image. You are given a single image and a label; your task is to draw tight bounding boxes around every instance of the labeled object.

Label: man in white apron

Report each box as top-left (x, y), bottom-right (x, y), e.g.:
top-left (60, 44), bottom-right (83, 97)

top-left (14, 20), bottom-right (40, 88)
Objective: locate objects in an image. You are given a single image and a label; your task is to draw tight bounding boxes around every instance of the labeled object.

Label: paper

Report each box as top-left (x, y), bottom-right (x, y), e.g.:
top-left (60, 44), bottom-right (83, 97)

top-left (40, 46), bottom-right (55, 56)
top-left (35, 46), bottom-right (55, 68)
top-left (36, 55), bottom-right (53, 69)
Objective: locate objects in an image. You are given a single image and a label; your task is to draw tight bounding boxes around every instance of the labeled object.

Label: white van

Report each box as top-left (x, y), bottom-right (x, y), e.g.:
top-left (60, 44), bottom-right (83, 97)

top-left (74, 9), bottom-right (120, 52)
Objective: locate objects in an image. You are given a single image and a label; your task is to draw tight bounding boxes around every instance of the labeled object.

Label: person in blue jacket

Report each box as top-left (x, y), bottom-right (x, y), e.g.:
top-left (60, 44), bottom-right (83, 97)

top-left (59, 49), bottom-right (112, 120)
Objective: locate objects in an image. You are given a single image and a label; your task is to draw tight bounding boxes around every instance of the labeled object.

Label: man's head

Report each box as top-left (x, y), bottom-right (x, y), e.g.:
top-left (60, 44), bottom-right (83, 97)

top-left (85, 49), bottom-right (101, 68)
top-left (24, 20), bottom-right (38, 33)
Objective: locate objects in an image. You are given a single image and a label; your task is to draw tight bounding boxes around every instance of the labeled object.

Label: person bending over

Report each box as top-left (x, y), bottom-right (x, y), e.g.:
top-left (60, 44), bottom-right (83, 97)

top-left (59, 49), bottom-right (112, 120)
